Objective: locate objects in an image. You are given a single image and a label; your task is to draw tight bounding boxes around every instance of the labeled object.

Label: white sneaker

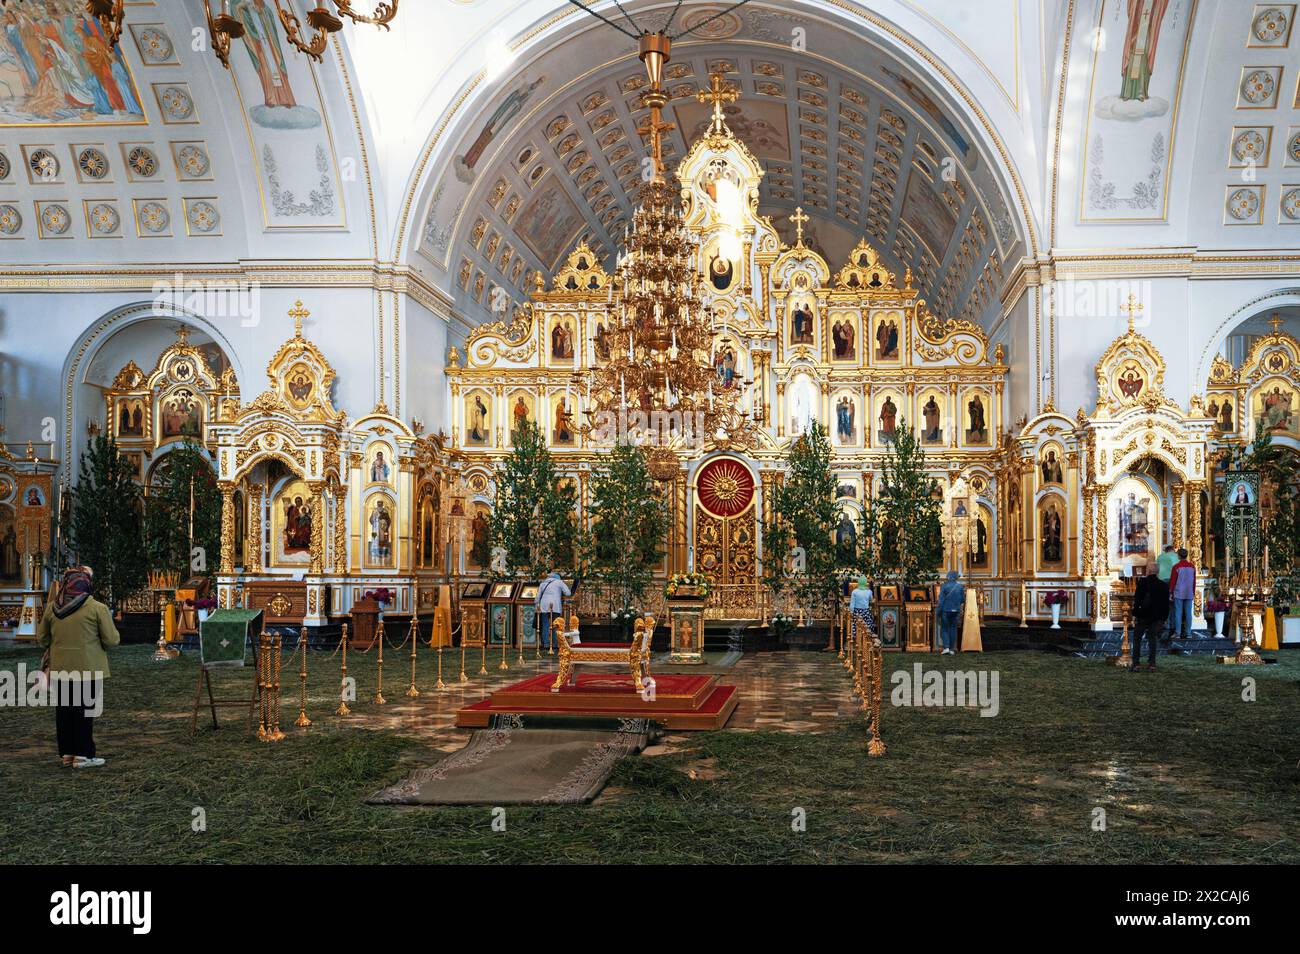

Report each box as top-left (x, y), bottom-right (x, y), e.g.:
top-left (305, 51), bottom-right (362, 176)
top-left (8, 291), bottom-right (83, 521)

top-left (72, 757), bottom-right (105, 769)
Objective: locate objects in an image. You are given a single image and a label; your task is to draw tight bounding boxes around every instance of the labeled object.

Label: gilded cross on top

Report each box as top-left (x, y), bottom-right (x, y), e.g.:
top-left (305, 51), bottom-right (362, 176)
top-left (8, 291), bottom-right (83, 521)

top-left (789, 206), bottom-right (809, 248)
top-left (697, 72), bottom-right (739, 133)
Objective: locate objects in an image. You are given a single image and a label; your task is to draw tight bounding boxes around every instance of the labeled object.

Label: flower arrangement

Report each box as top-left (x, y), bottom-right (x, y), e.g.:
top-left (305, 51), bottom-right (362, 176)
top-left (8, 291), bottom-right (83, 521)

top-left (1206, 598), bottom-right (1230, 614)
top-left (770, 612), bottom-right (795, 638)
top-left (611, 607), bottom-right (640, 623)
top-left (364, 588), bottom-right (393, 605)
top-left (664, 572), bottom-right (710, 598)
top-left (186, 596), bottom-right (217, 611)
top-left (1043, 590), bottom-right (1069, 607)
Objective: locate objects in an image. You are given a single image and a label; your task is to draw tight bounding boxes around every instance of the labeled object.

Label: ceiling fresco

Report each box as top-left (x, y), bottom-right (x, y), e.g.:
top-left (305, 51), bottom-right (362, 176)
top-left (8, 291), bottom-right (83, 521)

top-left (417, 2), bottom-right (1024, 330)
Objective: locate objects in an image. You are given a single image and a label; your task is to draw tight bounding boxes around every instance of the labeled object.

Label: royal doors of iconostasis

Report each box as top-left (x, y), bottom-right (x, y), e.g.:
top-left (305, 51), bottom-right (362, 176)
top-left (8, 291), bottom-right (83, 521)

top-left (691, 456), bottom-right (759, 599)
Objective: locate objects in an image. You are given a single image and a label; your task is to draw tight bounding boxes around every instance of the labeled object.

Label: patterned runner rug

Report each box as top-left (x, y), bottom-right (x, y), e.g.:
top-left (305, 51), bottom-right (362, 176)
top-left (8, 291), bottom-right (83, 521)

top-left (367, 716), bottom-right (658, 806)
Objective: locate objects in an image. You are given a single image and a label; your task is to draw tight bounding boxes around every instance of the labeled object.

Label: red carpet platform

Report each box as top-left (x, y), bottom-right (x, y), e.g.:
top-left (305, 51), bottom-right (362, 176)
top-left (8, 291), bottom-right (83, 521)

top-left (457, 673), bottom-right (738, 730)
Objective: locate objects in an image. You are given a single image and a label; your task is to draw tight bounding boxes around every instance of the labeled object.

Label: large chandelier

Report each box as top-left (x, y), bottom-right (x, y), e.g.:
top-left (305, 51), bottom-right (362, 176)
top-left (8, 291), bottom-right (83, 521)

top-left (204, 1), bottom-right (399, 68)
top-left (584, 33), bottom-right (760, 459)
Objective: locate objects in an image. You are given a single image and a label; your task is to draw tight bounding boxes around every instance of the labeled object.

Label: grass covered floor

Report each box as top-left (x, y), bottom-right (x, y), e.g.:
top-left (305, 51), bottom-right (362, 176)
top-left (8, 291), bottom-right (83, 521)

top-left (1, 642), bottom-right (1296, 864)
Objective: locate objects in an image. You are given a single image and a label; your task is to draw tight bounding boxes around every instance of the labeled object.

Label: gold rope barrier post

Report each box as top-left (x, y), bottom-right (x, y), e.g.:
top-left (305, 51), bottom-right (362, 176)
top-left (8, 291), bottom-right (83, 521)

top-left (436, 635), bottom-right (446, 691)
top-left (516, 618), bottom-right (525, 667)
top-left (257, 631), bottom-right (270, 741)
top-left (374, 618), bottom-right (387, 705)
top-left (852, 615), bottom-right (863, 699)
top-left (406, 616), bottom-right (420, 698)
top-left (867, 634), bottom-right (885, 757)
top-left (478, 636), bottom-right (487, 676)
top-left (836, 603), bottom-right (845, 661)
top-left (458, 626), bottom-right (468, 683)
top-left (498, 628), bottom-right (509, 671)
top-left (336, 623), bottom-right (352, 716)
top-left (295, 626), bottom-right (312, 728)
top-left (267, 633), bottom-right (286, 742)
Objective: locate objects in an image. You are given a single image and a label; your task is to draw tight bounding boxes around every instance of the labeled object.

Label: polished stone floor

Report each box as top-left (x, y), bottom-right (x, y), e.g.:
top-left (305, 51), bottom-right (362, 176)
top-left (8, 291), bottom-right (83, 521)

top-left (344, 646), bottom-right (865, 751)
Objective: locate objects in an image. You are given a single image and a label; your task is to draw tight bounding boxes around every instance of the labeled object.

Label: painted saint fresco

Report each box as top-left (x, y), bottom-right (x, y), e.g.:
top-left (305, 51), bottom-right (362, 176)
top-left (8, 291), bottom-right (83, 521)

top-left (517, 182), bottom-right (585, 270)
top-left (224, 0), bottom-right (343, 228)
top-left (0, 3), bottom-right (144, 126)
top-left (1083, 0), bottom-right (1194, 221)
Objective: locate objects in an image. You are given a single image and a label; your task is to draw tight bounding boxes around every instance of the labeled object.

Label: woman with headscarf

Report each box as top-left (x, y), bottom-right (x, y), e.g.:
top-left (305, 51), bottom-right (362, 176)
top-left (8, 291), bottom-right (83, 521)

top-left (849, 575), bottom-right (875, 646)
top-left (37, 567), bottom-right (119, 769)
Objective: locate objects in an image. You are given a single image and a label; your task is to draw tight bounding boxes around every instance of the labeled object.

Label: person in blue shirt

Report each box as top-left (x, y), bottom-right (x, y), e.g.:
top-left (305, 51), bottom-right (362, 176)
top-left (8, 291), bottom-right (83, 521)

top-left (937, 570), bottom-right (965, 655)
top-left (849, 576), bottom-right (874, 640)
top-left (534, 572), bottom-right (571, 651)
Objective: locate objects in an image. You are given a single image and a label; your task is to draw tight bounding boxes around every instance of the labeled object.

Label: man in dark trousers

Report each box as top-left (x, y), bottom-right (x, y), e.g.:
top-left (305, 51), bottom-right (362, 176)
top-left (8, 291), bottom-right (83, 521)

top-left (1130, 563), bottom-right (1169, 672)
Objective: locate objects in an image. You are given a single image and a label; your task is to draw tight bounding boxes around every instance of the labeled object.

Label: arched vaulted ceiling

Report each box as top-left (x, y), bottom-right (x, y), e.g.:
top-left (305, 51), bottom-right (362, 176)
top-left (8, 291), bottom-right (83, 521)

top-left (415, 1), bottom-right (1029, 330)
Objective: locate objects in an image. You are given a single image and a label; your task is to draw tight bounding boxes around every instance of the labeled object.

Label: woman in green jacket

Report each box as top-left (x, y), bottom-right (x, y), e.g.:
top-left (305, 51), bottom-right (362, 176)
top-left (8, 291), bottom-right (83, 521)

top-left (37, 567), bottom-right (119, 769)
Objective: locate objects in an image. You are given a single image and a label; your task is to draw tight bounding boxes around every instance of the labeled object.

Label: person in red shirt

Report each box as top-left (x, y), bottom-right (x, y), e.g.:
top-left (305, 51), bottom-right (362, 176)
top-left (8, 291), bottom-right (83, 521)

top-left (1168, 548), bottom-right (1197, 638)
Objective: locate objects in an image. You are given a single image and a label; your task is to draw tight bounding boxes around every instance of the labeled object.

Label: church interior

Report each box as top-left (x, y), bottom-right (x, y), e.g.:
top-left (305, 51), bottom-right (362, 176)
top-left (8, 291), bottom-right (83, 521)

top-left (0, 0), bottom-right (1297, 874)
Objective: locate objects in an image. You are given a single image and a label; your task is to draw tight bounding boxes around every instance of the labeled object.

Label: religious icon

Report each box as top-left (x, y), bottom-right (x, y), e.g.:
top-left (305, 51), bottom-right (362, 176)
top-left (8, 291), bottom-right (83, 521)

top-left (419, 494), bottom-right (436, 567)
top-left (878, 395), bottom-right (898, 443)
top-left (369, 450), bottom-right (390, 484)
top-left (23, 486), bottom-right (44, 508)
top-left (788, 375), bottom-right (817, 436)
top-left (490, 603), bottom-right (511, 645)
top-left (715, 346), bottom-right (737, 389)
top-left (836, 395), bottom-right (856, 443)
top-left (1118, 0), bottom-right (1168, 103)
top-left (835, 514), bottom-right (857, 563)
top-left (1040, 449), bottom-right (1063, 485)
top-left (287, 365), bottom-right (314, 408)
top-left (1218, 398), bottom-right (1234, 431)
top-left (832, 318), bottom-right (856, 360)
top-left (1230, 481), bottom-right (1255, 506)
top-left (282, 493), bottom-right (312, 554)
top-left (1117, 491), bottom-right (1150, 556)
top-left (469, 509), bottom-right (490, 568)
top-left (367, 498), bottom-right (393, 566)
top-left (837, 482), bottom-right (858, 499)
top-left (1256, 384), bottom-right (1296, 436)
top-left (879, 607), bottom-right (899, 647)
top-left (709, 252), bottom-right (735, 291)
top-left (512, 395), bottom-right (530, 433)
top-left (594, 321), bottom-right (611, 362)
top-left (117, 399), bottom-right (145, 438)
top-left (1117, 364), bottom-right (1145, 399)
top-left (551, 318), bottom-right (575, 361)
top-left (875, 316), bottom-right (900, 361)
top-left (970, 512), bottom-right (989, 569)
top-left (790, 304), bottom-right (814, 344)
top-left (160, 390), bottom-right (201, 439)
top-left (1041, 501), bottom-right (1063, 566)
top-left (921, 394), bottom-right (943, 443)
top-left (953, 498), bottom-right (969, 518)
top-left (553, 396), bottom-right (575, 444)
top-left (0, 512), bottom-right (20, 583)
top-left (965, 393), bottom-right (988, 444)
top-left (466, 394), bottom-right (490, 445)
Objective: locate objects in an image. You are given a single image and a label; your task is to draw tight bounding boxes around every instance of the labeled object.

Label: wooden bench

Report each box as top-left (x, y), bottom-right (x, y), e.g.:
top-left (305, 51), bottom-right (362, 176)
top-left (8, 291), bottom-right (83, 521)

top-left (551, 614), bottom-right (656, 694)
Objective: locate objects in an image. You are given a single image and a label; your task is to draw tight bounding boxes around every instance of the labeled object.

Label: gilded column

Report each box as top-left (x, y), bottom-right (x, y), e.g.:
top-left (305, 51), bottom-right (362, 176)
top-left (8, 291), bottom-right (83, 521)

top-left (1081, 486), bottom-right (1094, 578)
top-left (308, 482), bottom-right (325, 575)
top-left (332, 484), bottom-right (348, 574)
top-left (247, 484), bottom-right (264, 572)
top-left (1093, 484), bottom-right (1110, 579)
top-left (219, 482), bottom-right (236, 574)
top-left (1170, 484), bottom-right (1183, 550)
top-left (1187, 481), bottom-right (1204, 567)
